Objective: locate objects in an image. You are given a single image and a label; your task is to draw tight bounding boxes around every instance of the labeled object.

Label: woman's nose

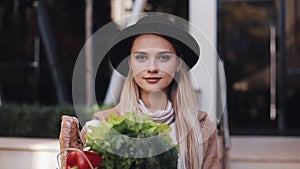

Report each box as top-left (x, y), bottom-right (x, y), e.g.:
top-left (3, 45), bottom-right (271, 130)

top-left (147, 66), bottom-right (158, 73)
top-left (147, 60), bottom-right (159, 73)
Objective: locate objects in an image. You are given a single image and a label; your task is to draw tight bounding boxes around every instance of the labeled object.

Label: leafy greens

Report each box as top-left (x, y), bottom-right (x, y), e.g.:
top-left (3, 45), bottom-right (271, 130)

top-left (85, 112), bottom-right (178, 169)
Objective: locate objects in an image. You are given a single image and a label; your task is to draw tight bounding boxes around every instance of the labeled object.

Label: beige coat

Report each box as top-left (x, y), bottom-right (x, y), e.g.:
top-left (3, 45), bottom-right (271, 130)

top-left (198, 111), bottom-right (220, 169)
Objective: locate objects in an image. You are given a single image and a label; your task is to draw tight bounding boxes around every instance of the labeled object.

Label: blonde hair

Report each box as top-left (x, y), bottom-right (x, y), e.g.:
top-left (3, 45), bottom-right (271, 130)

top-left (118, 64), bottom-right (203, 169)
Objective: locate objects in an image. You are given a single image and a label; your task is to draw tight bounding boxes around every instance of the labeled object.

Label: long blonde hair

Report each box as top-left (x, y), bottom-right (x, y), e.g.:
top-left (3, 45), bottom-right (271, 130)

top-left (118, 63), bottom-right (203, 169)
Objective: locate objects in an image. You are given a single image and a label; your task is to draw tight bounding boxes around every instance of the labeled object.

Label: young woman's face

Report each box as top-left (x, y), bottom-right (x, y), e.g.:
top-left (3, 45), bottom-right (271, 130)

top-left (129, 34), bottom-right (181, 95)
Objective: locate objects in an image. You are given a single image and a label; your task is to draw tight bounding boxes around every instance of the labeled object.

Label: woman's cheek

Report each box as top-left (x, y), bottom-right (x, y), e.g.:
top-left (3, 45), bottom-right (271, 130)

top-left (131, 64), bottom-right (147, 76)
top-left (161, 68), bottom-right (176, 77)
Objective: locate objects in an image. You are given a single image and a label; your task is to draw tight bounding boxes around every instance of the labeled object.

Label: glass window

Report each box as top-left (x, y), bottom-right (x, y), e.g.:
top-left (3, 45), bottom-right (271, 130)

top-left (219, 0), bottom-right (300, 135)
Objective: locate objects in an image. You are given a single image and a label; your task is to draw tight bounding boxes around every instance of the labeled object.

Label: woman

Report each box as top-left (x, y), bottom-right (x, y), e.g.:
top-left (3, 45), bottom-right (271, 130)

top-left (85, 13), bottom-right (219, 169)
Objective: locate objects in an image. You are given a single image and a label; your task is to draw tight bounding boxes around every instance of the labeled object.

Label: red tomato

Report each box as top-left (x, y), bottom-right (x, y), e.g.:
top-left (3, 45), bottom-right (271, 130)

top-left (66, 150), bottom-right (103, 169)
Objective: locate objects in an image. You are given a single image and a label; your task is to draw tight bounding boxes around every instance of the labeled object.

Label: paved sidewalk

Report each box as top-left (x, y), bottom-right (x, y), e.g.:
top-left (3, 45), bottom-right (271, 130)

top-left (0, 137), bottom-right (59, 169)
top-left (227, 136), bottom-right (300, 169)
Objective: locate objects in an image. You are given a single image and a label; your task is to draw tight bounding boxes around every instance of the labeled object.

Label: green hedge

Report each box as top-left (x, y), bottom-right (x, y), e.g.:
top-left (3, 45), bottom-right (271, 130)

top-left (0, 104), bottom-right (112, 138)
top-left (0, 104), bottom-right (78, 138)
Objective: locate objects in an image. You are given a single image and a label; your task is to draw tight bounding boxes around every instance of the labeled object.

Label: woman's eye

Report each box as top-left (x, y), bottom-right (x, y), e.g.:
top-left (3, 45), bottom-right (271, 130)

top-left (158, 55), bottom-right (170, 61)
top-left (135, 55), bottom-right (146, 61)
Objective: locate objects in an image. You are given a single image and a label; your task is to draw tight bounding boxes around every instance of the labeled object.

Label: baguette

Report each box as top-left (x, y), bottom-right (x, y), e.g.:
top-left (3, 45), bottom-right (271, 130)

top-left (59, 115), bottom-right (84, 169)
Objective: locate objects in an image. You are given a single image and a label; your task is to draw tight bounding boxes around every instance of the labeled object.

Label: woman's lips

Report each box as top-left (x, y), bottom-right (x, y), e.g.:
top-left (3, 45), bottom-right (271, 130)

top-left (144, 77), bottom-right (161, 83)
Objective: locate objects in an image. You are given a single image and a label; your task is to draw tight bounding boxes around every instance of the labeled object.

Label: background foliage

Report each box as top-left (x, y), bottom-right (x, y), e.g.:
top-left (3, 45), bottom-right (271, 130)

top-left (0, 104), bottom-right (76, 138)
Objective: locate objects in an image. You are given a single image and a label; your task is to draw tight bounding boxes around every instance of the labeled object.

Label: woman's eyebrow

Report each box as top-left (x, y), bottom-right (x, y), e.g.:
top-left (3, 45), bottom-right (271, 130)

top-left (157, 51), bottom-right (174, 54)
top-left (132, 51), bottom-right (174, 54)
top-left (132, 51), bottom-right (147, 54)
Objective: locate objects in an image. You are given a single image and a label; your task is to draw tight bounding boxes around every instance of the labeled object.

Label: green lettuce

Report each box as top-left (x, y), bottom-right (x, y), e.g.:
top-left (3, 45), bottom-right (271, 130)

top-left (85, 112), bottom-right (178, 169)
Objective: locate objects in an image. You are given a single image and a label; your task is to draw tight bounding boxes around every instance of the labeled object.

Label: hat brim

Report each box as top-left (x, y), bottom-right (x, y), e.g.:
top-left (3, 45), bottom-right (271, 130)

top-left (108, 20), bottom-right (200, 76)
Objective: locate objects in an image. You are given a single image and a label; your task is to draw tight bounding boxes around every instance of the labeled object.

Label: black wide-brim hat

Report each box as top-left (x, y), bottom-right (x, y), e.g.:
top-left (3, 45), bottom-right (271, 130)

top-left (108, 13), bottom-right (200, 76)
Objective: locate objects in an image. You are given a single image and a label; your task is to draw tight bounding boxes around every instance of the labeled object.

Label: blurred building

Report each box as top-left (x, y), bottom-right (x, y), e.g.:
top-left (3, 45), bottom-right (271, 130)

top-left (0, 0), bottom-right (299, 133)
top-left (0, 0), bottom-right (300, 167)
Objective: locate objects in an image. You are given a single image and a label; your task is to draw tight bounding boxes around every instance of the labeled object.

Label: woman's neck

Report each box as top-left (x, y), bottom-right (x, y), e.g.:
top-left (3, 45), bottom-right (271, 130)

top-left (140, 89), bottom-right (168, 112)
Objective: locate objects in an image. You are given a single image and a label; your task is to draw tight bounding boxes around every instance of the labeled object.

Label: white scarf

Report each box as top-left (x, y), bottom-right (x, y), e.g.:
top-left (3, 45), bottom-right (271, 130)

top-left (138, 99), bottom-right (188, 169)
top-left (138, 99), bottom-right (174, 124)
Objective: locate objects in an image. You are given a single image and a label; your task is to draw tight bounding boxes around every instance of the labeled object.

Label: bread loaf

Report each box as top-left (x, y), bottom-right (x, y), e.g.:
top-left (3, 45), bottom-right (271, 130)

top-left (59, 115), bottom-right (83, 169)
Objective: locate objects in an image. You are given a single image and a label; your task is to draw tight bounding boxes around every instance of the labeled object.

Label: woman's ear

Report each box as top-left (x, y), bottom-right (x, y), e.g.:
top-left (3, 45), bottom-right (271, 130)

top-left (177, 58), bottom-right (183, 72)
top-left (128, 57), bottom-right (132, 69)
